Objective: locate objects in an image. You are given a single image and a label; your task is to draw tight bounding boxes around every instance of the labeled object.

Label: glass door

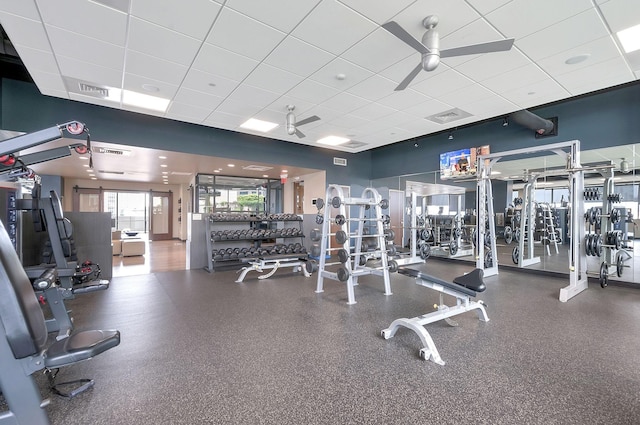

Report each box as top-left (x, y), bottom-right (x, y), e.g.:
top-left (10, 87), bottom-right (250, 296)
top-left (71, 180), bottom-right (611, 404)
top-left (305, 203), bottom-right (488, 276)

top-left (150, 191), bottom-right (172, 241)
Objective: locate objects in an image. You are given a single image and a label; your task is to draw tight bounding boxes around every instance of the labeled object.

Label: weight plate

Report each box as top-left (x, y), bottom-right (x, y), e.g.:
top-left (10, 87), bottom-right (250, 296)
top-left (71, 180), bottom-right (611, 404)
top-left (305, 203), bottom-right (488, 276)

top-left (484, 230), bottom-right (491, 248)
top-left (595, 234), bottom-right (602, 257)
top-left (611, 208), bottom-right (621, 224)
top-left (515, 228), bottom-right (521, 243)
top-left (337, 267), bottom-right (350, 282)
top-left (305, 260), bottom-right (318, 274)
top-left (484, 250), bottom-right (493, 268)
top-left (359, 255), bottom-right (367, 266)
top-left (595, 208), bottom-right (602, 225)
top-left (337, 248), bottom-right (349, 264)
top-left (420, 229), bottom-right (431, 241)
top-left (614, 231), bottom-right (621, 250)
top-left (504, 226), bottom-right (513, 244)
top-left (512, 246), bottom-right (519, 264)
top-left (335, 230), bottom-right (348, 245)
top-left (589, 208), bottom-right (596, 225)
top-left (335, 214), bottom-right (346, 225)
top-left (616, 254), bottom-right (624, 277)
top-left (310, 228), bottom-right (322, 242)
top-left (454, 227), bottom-right (462, 238)
top-left (315, 214), bottom-right (324, 225)
top-left (420, 243), bottom-right (431, 260)
top-left (383, 214), bottom-right (391, 225)
top-left (331, 196), bottom-right (342, 209)
top-left (599, 262), bottom-right (608, 288)
top-left (585, 234), bottom-right (592, 257)
top-left (315, 198), bottom-right (324, 210)
top-left (311, 244), bottom-right (321, 258)
top-left (388, 259), bottom-right (398, 273)
top-left (384, 228), bottom-right (395, 241)
top-left (379, 199), bottom-right (389, 210)
top-left (387, 244), bottom-right (397, 256)
top-left (449, 240), bottom-right (458, 256)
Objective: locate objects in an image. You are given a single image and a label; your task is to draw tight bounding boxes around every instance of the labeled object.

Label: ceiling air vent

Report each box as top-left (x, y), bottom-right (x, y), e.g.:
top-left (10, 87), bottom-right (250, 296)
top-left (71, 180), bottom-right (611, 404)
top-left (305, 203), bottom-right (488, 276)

top-left (63, 76), bottom-right (112, 100)
top-left (333, 157), bottom-right (347, 167)
top-left (242, 165), bottom-right (273, 171)
top-left (170, 171), bottom-right (192, 176)
top-left (98, 170), bottom-right (125, 175)
top-left (96, 147), bottom-right (131, 156)
top-left (78, 82), bottom-right (109, 97)
top-left (426, 108), bottom-right (473, 124)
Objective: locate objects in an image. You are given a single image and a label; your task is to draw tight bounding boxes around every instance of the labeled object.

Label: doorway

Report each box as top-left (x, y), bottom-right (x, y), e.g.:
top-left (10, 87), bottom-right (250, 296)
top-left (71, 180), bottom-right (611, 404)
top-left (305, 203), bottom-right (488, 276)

top-left (150, 191), bottom-right (172, 241)
top-left (294, 181), bottom-right (304, 214)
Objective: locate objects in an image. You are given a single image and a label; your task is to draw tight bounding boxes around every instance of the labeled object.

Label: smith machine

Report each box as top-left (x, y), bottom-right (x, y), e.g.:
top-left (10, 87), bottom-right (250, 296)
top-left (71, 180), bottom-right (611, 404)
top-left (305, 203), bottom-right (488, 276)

top-left (475, 140), bottom-right (589, 302)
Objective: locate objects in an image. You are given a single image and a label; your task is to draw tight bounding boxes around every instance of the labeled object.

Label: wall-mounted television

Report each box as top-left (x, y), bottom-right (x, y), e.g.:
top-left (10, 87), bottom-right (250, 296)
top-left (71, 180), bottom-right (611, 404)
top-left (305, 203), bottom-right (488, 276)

top-left (439, 145), bottom-right (490, 180)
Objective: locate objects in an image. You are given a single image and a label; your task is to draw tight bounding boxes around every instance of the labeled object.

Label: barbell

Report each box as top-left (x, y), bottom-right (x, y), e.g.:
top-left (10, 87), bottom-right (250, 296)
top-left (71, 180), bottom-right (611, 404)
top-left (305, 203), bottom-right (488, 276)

top-left (335, 214), bottom-right (391, 226)
top-left (585, 207), bottom-right (621, 225)
top-left (330, 196), bottom-right (389, 210)
top-left (337, 245), bottom-right (396, 264)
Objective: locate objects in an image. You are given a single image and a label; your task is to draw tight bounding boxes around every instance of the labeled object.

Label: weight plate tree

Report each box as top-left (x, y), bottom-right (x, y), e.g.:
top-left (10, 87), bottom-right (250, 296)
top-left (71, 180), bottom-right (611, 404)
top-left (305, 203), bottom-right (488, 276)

top-left (314, 184), bottom-right (393, 305)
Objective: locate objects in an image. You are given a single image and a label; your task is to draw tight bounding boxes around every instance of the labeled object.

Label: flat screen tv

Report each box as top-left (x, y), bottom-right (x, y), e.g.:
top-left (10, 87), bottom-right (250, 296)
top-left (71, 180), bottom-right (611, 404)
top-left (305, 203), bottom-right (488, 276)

top-left (439, 145), bottom-right (490, 180)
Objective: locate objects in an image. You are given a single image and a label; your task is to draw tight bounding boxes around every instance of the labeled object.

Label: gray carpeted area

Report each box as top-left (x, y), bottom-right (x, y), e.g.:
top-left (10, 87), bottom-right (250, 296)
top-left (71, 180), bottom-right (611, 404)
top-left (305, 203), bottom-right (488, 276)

top-left (32, 260), bottom-right (640, 424)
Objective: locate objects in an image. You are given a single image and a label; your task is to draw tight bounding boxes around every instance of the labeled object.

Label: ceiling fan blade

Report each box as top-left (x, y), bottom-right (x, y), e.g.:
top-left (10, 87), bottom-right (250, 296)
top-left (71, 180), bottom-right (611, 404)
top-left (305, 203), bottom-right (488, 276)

top-left (395, 63), bottom-right (424, 91)
top-left (382, 21), bottom-right (430, 54)
top-left (440, 38), bottom-right (514, 58)
top-left (295, 115), bottom-right (320, 127)
top-left (295, 128), bottom-right (306, 138)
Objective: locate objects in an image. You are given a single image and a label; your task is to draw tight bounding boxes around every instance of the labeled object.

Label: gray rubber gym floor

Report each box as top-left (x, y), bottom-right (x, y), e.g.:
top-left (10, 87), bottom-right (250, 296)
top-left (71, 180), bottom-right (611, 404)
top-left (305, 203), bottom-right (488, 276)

top-left (37, 260), bottom-right (640, 424)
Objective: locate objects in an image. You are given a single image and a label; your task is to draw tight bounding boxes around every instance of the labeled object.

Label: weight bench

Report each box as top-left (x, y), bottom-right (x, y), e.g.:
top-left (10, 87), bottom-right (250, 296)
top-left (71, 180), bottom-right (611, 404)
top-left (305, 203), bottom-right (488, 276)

top-left (236, 255), bottom-right (315, 283)
top-left (0, 221), bottom-right (120, 424)
top-left (381, 267), bottom-right (489, 365)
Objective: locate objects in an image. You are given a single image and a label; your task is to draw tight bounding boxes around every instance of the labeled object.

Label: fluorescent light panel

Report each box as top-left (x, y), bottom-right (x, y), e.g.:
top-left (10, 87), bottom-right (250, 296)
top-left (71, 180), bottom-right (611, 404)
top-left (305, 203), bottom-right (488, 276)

top-left (617, 24), bottom-right (640, 53)
top-left (105, 87), bottom-right (170, 112)
top-left (240, 118), bottom-right (279, 133)
top-left (317, 136), bottom-right (350, 146)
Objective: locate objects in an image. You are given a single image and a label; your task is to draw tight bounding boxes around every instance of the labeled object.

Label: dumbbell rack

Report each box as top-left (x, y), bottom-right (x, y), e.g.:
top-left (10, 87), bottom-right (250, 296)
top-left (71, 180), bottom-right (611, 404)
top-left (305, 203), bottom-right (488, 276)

top-left (205, 213), bottom-right (306, 272)
top-left (314, 185), bottom-right (392, 305)
top-left (512, 180), bottom-right (542, 268)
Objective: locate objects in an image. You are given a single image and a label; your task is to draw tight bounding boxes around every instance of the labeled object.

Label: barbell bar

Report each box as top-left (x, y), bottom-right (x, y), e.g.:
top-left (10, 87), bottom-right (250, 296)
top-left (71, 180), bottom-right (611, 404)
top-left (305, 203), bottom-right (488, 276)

top-left (330, 196), bottom-right (390, 210)
top-left (335, 214), bottom-right (391, 226)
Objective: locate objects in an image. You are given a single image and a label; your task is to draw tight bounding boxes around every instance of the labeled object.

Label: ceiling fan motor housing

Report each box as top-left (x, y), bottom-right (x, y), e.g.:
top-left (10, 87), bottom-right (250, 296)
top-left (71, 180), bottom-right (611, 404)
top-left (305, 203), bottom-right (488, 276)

top-left (286, 111), bottom-right (296, 135)
top-left (421, 28), bottom-right (440, 71)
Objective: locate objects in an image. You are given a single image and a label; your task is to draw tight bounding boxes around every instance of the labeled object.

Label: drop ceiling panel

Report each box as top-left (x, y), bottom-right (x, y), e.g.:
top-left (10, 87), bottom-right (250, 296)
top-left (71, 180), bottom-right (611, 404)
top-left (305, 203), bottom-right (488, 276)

top-left (336, 0), bottom-right (416, 24)
top-left (127, 17), bottom-right (201, 65)
top-left (285, 80), bottom-right (340, 104)
top-left (460, 94), bottom-right (517, 117)
top-left (182, 69), bottom-right (240, 98)
top-left (28, 70), bottom-right (66, 93)
top-left (226, 84), bottom-right (280, 109)
top-left (487, 0), bottom-right (594, 39)
top-left (318, 92), bottom-right (369, 114)
top-left (167, 102), bottom-right (214, 123)
top-left (203, 110), bottom-right (246, 128)
top-left (225, 0), bottom-right (321, 33)
top-left (130, 0), bottom-right (221, 40)
top-left (0, 12), bottom-right (50, 51)
top-left (37, 0), bottom-right (127, 46)
top-left (392, 0), bottom-right (480, 39)
top-left (308, 57), bottom-right (374, 90)
top-left (266, 96), bottom-right (315, 117)
top-left (411, 69), bottom-right (475, 98)
top-left (291, 0), bottom-right (378, 55)
top-left (12, 44), bottom-right (57, 73)
top-left (191, 43), bottom-right (259, 81)
top-left (69, 92), bottom-right (119, 108)
top-left (243, 63), bottom-right (305, 94)
top-left (481, 64), bottom-right (550, 94)
top-left (327, 113), bottom-right (372, 129)
top-left (341, 27), bottom-right (415, 74)
top-left (598, 0), bottom-right (640, 32)
top-left (465, 0), bottom-right (511, 15)
top-left (439, 18), bottom-right (512, 69)
top-left (125, 50), bottom-right (188, 86)
top-left (555, 56), bottom-right (635, 95)
top-left (174, 87), bottom-right (225, 110)
top-left (456, 48), bottom-right (531, 82)
top-left (0, 1), bottom-right (39, 19)
top-left (500, 78), bottom-right (570, 108)
top-left (439, 84), bottom-right (495, 107)
top-left (346, 74), bottom-right (399, 101)
top-left (57, 55), bottom-right (123, 88)
top-left (206, 8), bottom-right (286, 62)
top-left (537, 36), bottom-right (621, 77)
top-left (263, 36), bottom-right (335, 78)
top-left (403, 98), bottom-right (453, 118)
top-left (215, 98), bottom-right (262, 117)
top-left (350, 102), bottom-right (397, 121)
top-left (516, 9), bottom-right (610, 61)
top-left (376, 89), bottom-right (432, 110)
top-left (123, 73), bottom-right (178, 99)
top-left (46, 26), bottom-right (124, 70)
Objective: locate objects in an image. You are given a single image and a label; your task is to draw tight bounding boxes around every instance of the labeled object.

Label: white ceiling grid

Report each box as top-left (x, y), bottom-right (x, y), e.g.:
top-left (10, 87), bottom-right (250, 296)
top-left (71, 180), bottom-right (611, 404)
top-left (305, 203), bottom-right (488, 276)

top-left (0, 0), bottom-right (638, 153)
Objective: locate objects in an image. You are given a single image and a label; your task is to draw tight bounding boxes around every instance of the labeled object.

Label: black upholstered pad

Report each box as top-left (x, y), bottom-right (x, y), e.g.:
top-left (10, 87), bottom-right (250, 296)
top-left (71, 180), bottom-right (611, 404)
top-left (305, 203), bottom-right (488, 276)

top-left (45, 329), bottom-right (120, 368)
top-left (452, 268), bottom-right (486, 293)
top-left (398, 267), bottom-right (485, 297)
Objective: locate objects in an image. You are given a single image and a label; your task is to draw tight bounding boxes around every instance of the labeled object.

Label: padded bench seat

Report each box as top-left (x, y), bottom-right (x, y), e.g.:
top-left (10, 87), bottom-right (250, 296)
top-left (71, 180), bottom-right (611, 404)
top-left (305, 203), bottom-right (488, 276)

top-left (398, 267), bottom-right (485, 297)
top-left (121, 239), bottom-right (145, 257)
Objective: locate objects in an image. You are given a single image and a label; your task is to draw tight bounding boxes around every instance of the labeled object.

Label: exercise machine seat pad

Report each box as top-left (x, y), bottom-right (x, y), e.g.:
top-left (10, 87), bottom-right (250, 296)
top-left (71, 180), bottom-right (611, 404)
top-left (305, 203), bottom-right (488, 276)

top-left (452, 268), bottom-right (486, 293)
top-left (398, 267), bottom-right (485, 297)
top-left (45, 329), bottom-right (120, 368)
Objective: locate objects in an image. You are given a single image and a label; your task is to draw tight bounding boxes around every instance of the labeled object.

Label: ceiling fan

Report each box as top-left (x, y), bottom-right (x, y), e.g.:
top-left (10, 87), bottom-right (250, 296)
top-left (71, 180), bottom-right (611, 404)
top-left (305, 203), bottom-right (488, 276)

top-left (382, 15), bottom-right (515, 91)
top-left (286, 105), bottom-right (320, 138)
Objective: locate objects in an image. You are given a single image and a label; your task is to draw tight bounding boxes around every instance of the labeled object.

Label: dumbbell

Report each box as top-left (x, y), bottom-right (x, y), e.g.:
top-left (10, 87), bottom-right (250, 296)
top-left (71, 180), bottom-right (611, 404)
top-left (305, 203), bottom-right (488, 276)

top-left (335, 259), bottom-right (399, 282)
top-left (607, 193), bottom-right (622, 203)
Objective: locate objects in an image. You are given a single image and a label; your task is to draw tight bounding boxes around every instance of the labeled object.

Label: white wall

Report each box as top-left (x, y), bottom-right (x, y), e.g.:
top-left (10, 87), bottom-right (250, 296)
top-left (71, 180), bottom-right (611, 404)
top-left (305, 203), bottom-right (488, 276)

top-left (63, 178), bottom-right (187, 240)
top-left (299, 170), bottom-right (326, 214)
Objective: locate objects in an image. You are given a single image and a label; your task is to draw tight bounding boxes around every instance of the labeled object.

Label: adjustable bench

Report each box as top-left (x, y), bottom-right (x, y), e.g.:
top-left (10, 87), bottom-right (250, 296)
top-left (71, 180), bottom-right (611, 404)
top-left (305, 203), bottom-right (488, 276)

top-left (236, 255), bottom-right (315, 283)
top-left (381, 267), bottom-right (489, 365)
top-left (0, 220), bottom-right (120, 424)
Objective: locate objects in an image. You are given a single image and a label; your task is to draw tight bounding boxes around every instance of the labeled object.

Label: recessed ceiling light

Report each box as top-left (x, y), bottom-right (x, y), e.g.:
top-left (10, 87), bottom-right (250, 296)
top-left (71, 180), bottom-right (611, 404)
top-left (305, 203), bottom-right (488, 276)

top-left (239, 118), bottom-right (279, 133)
top-left (336, 73), bottom-right (346, 80)
top-left (262, 174), bottom-right (268, 177)
top-left (491, 171), bottom-right (502, 175)
top-left (142, 84), bottom-right (160, 92)
top-left (83, 164), bottom-right (89, 167)
top-left (91, 177), bottom-right (97, 180)
top-left (162, 171), bottom-right (169, 175)
top-left (227, 164), bottom-right (235, 167)
top-left (214, 170), bottom-right (220, 173)
top-left (617, 24), bottom-right (640, 53)
top-left (163, 181), bottom-right (168, 184)
top-left (564, 54), bottom-right (590, 65)
top-left (208, 82), bottom-right (216, 87)
top-left (317, 135), bottom-right (350, 146)
top-left (105, 88), bottom-right (170, 112)
top-left (79, 156), bottom-right (88, 160)
top-left (161, 164), bottom-right (168, 167)
top-left (281, 169), bottom-right (288, 173)
top-left (86, 169), bottom-right (93, 172)
top-left (158, 155), bottom-right (167, 159)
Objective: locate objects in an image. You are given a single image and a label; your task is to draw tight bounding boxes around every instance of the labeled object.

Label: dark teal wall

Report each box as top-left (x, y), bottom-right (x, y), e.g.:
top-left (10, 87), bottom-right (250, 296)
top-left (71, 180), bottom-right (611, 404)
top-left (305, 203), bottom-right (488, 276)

top-left (1, 79), bottom-right (371, 187)
top-left (370, 82), bottom-right (640, 179)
